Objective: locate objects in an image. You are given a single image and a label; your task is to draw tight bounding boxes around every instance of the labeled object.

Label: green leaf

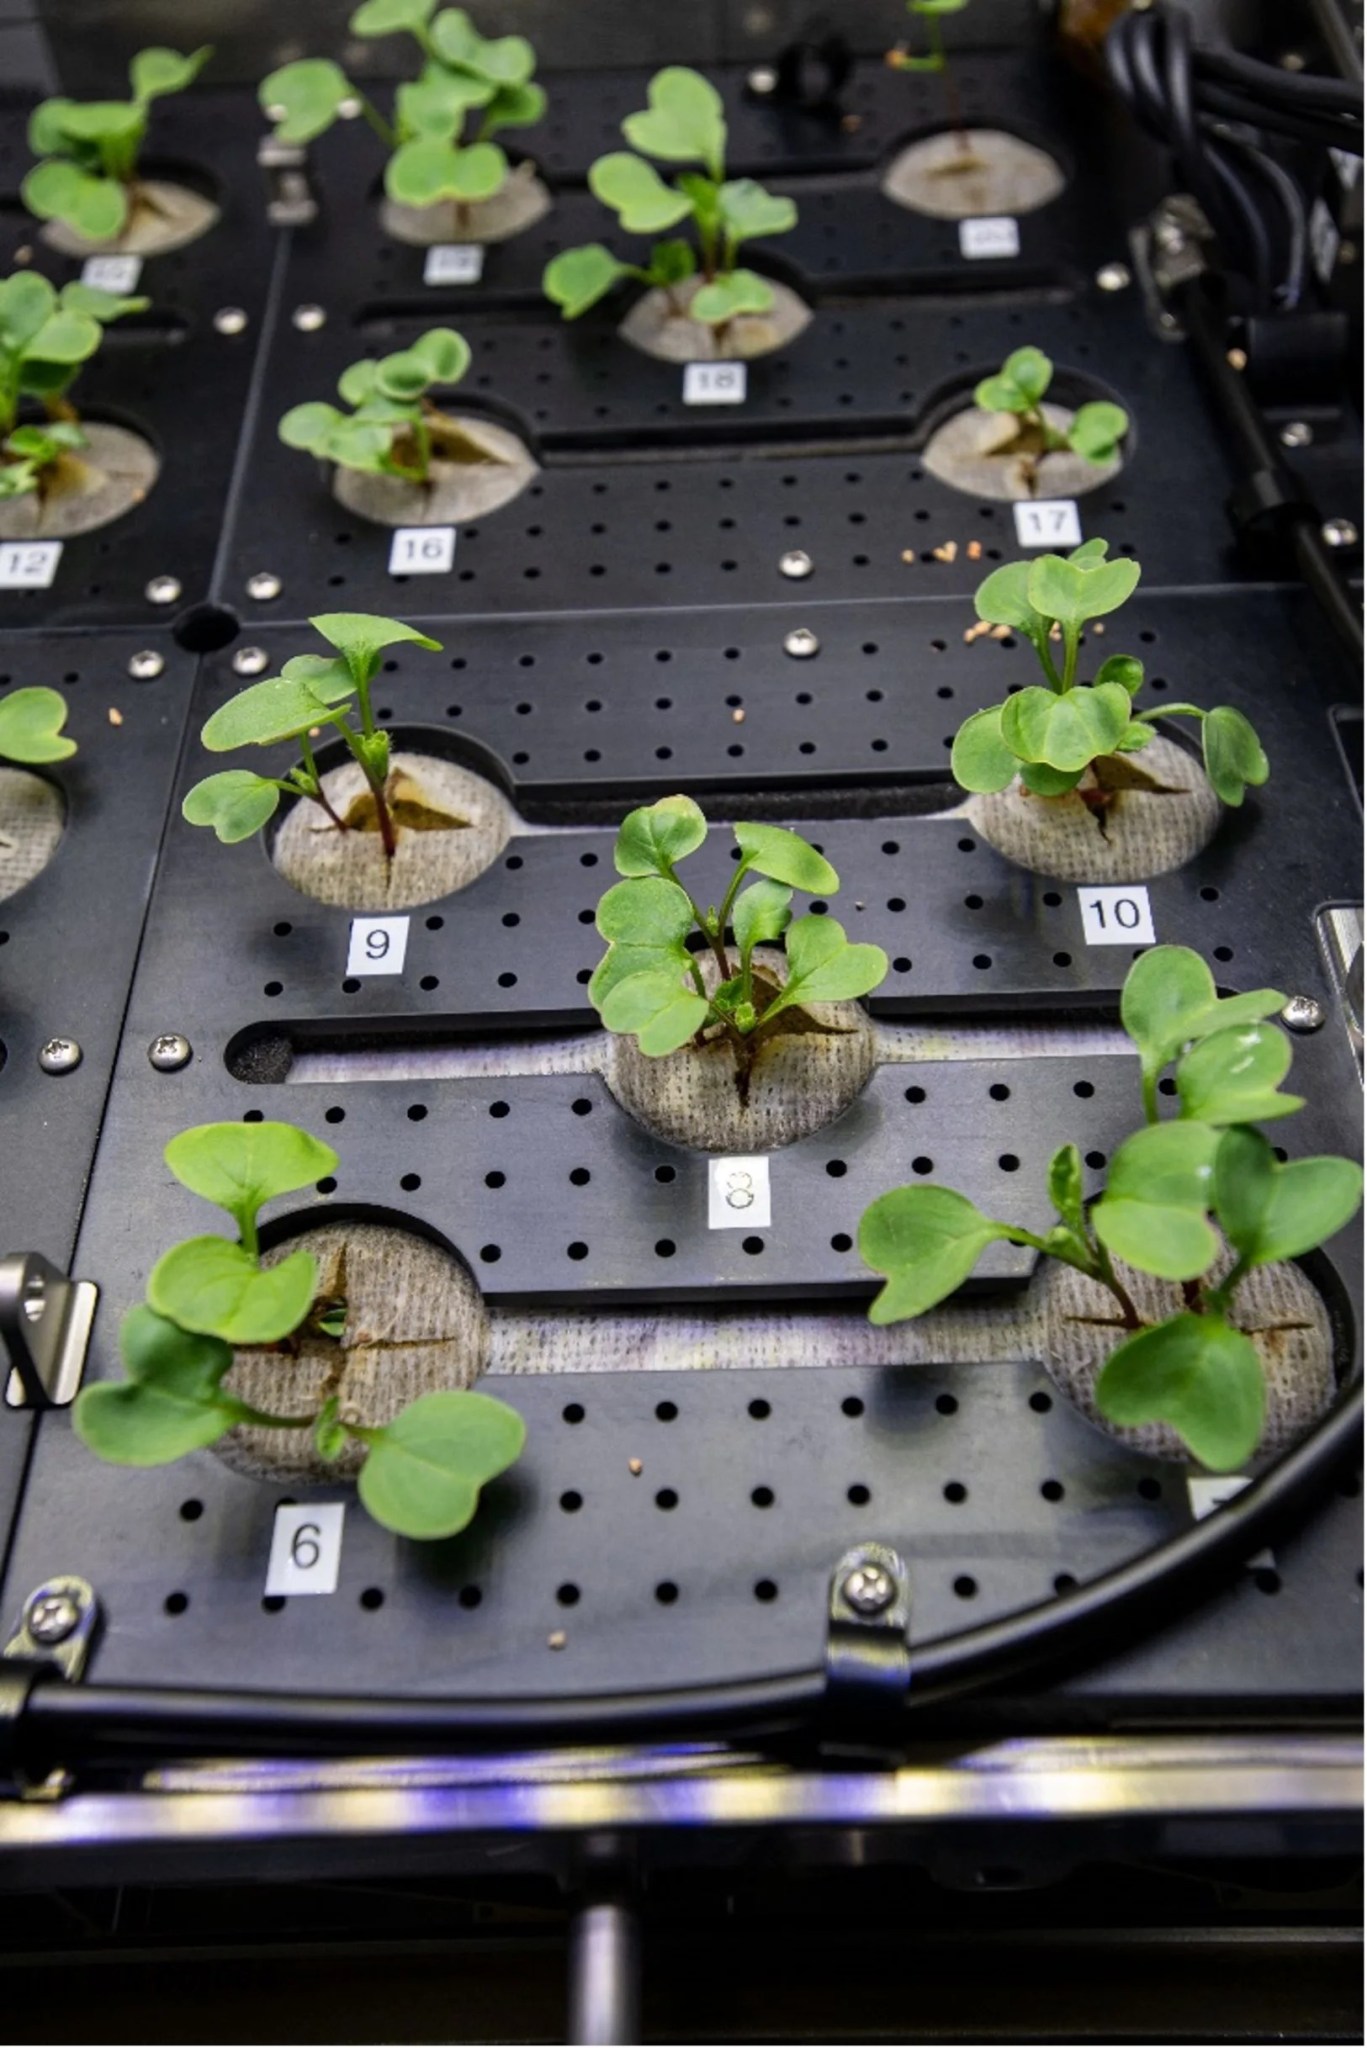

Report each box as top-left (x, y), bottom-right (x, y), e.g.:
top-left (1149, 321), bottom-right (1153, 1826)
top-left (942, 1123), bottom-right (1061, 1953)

top-left (596, 872), bottom-right (694, 945)
top-left (766, 914), bottom-right (887, 1015)
top-left (1096, 1312), bottom-right (1264, 1470)
top-left (0, 271), bottom-right (58, 352)
top-left (1002, 345), bottom-right (1052, 403)
top-left (1093, 1121), bottom-right (1221, 1280)
top-left (1018, 758), bottom-right (1084, 795)
top-left (975, 371), bottom-right (1029, 415)
top-left (951, 704), bottom-right (1019, 792)
top-left (646, 238), bottom-right (696, 288)
top-left (622, 66), bottom-right (726, 176)
top-left (465, 32), bottom-right (536, 86)
top-left (973, 559), bottom-right (1041, 632)
top-left (201, 673), bottom-right (336, 751)
top-left (1213, 1125), bottom-right (1363, 1266)
top-left (589, 152), bottom-right (693, 234)
top-left (480, 81), bottom-right (546, 136)
top-left (314, 1396), bottom-right (348, 1462)
top-left (1026, 550), bottom-right (1141, 629)
top-left (387, 137), bottom-right (506, 207)
top-left (74, 1306), bottom-right (240, 1465)
top-left (27, 98), bottom-right (84, 160)
top-left (1095, 653), bottom-right (1144, 694)
top-left (718, 176), bottom-right (796, 243)
top-left (131, 45), bottom-right (212, 102)
top-left (1068, 400), bottom-right (1128, 463)
top-left (1048, 1142), bottom-right (1086, 1235)
top-left (543, 243), bottom-right (632, 318)
top-left (691, 268), bottom-right (774, 326)
top-left (1202, 705), bottom-right (1269, 807)
top-left (279, 654), bottom-right (358, 704)
top-left (260, 58), bottom-right (353, 144)
top-left (26, 306), bottom-right (104, 367)
top-left (357, 1388), bottom-right (525, 1539)
top-left (1120, 946), bottom-right (1285, 1084)
top-left (23, 160), bottom-right (129, 241)
top-left (600, 969), bottom-right (709, 1054)
top-left (860, 1185), bottom-right (1013, 1324)
top-left (52, 100), bottom-right (143, 147)
top-left (149, 1237), bottom-right (320, 1346)
top-left (182, 769), bottom-right (281, 844)
top-left (396, 68), bottom-right (494, 137)
top-left (999, 680), bottom-right (1132, 772)
top-left (57, 281), bottom-right (147, 325)
top-left (165, 1120), bottom-right (338, 1232)
top-left (351, 0), bottom-right (436, 35)
top-left (1113, 721), bottom-right (1154, 753)
top-left (279, 400), bottom-right (347, 454)
top-left (0, 685), bottom-right (75, 764)
top-left (733, 820), bottom-right (837, 894)
top-left (614, 793), bottom-right (708, 877)
top-left (311, 611), bottom-right (442, 674)
top-left (426, 4), bottom-right (479, 64)
top-left (1175, 1022), bottom-right (1304, 1126)
top-left (732, 877), bottom-right (792, 956)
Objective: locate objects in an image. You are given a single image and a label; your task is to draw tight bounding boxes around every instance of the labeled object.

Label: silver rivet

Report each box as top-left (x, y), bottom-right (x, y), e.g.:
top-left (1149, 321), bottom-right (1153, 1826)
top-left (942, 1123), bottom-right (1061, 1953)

top-left (747, 65), bottom-right (778, 95)
top-left (213, 306), bottom-right (249, 336)
top-left (1280, 420), bottom-right (1313, 447)
top-left (337, 96), bottom-right (363, 119)
top-left (26, 1590), bottom-right (81, 1645)
top-left (127, 649), bottom-right (164, 680)
top-left (783, 626), bottom-right (819, 659)
top-left (232, 645), bottom-right (270, 676)
top-left (38, 1038), bottom-right (81, 1075)
top-left (145, 575), bottom-right (181, 606)
top-left (1096, 261), bottom-right (1131, 292)
top-left (841, 1563), bottom-right (896, 1616)
top-left (246, 571), bottom-right (282, 601)
top-left (1157, 311), bottom-right (1179, 332)
top-left (148, 1033), bottom-right (192, 1072)
top-left (292, 303), bottom-right (326, 332)
top-left (779, 549), bottom-right (813, 580)
top-left (1279, 995), bottom-right (1325, 1033)
top-left (1322, 518), bottom-right (1359, 549)
top-left (1154, 220), bottom-right (1186, 255)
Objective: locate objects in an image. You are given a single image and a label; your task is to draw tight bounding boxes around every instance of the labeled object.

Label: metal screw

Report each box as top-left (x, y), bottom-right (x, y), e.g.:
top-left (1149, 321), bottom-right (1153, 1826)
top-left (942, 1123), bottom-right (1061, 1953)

top-left (26, 1590), bottom-right (81, 1645)
top-left (292, 303), bottom-right (326, 332)
top-left (145, 574), bottom-right (182, 606)
top-left (842, 1563), bottom-right (896, 1616)
top-left (1322, 518), bottom-right (1359, 549)
top-left (232, 645), bottom-right (270, 676)
top-left (1154, 219), bottom-right (1186, 255)
top-left (779, 549), bottom-right (813, 580)
top-left (213, 306), bottom-right (249, 336)
top-left (747, 65), bottom-right (778, 95)
top-left (1157, 311), bottom-right (1179, 332)
top-left (783, 627), bottom-right (820, 659)
top-left (337, 96), bottom-right (363, 119)
top-left (246, 571), bottom-right (282, 601)
top-left (127, 649), bottom-right (164, 680)
top-left (38, 1038), bottom-right (81, 1075)
top-left (1096, 261), bottom-right (1131, 292)
top-left (1280, 420), bottom-right (1313, 448)
top-left (1279, 995), bottom-right (1325, 1033)
top-left (148, 1033), bottom-right (192, 1072)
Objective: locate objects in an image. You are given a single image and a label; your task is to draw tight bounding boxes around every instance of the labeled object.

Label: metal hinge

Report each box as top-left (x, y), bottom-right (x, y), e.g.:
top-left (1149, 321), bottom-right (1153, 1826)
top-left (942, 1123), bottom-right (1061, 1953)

top-left (824, 1542), bottom-right (912, 1737)
top-left (257, 137), bottom-right (319, 227)
top-left (0, 1252), bottom-right (97, 1410)
top-left (2, 1577), bottom-right (99, 1799)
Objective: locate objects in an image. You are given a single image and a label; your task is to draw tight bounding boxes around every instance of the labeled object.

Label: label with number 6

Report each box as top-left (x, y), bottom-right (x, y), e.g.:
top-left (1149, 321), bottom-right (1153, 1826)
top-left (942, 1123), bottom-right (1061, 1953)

top-left (265, 1500), bottom-right (346, 1596)
top-left (708, 1153), bottom-right (772, 1230)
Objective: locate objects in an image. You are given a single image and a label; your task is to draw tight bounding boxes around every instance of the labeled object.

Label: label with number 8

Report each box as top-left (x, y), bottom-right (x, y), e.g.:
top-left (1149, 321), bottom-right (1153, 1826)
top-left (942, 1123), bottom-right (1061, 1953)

top-left (708, 1154), bottom-right (772, 1230)
top-left (388, 525), bottom-right (456, 575)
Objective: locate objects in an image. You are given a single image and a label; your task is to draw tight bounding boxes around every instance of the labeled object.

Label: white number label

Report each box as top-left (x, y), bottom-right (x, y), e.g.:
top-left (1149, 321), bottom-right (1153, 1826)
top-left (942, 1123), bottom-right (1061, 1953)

top-left (708, 1153), bottom-right (772, 1230)
top-left (388, 525), bottom-right (456, 575)
top-left (81, 253), bottom-right (143, 293)
top-left (1187, 1474), bottom-right (1275, 1569)
top-left (959, 216), bottom-right (1020, 259)
top-left (683, 361), bottom-right (747, 405)
top-left (1078, 885), bottom-right (1155, 947)
top-left (423, 243), bottom-right (484, 285)
top-left (1013, 499), bottom-right (1082, 548)
top-left (0, 541), bottom-right (62, 589)
top-left (347, 913), bottom-right (410, 976)
top-left (265, 1501), bottom-right (346, 1596)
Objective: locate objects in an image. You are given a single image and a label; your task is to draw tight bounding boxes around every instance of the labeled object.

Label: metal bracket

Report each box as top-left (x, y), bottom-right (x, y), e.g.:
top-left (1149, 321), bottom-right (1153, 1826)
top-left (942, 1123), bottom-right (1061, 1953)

top-left (824, 1542), bottom-right (912, 1737)
top-left (2, 1578), bottom-right (99, 1798)
top-left (0, 1253), bottom-right (97, 1410)
top-left (257, 136), bottom-right (318, 227)
top-left (1130, 195), bottom-right (1213, 341)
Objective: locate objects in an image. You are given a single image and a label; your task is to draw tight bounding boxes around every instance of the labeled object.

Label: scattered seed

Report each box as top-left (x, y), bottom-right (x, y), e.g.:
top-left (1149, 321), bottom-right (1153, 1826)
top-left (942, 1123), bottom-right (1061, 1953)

top-left (964, 620), bottom-right (992, 643)
top-left (841, 113), bottom-right (862, 132)
top-left (900, 548), bottom-right (918, 564)
top-left (731, 707), bottom-right (745, 723)
top-left (989, 624), bottom-right (1011, 640)
top-left (967, 540), bottom-right (983, 559)
top-left (547, 1629), bottom-right (567, 1650)
top-left (107, 706), bottom-right (124, 725)
top-left (1092, 622), bottom-right (1106, 634)
top-left (628, 1456), bottom-right (643, 1476)
top-left (931, 540), bottom-right (959, 563)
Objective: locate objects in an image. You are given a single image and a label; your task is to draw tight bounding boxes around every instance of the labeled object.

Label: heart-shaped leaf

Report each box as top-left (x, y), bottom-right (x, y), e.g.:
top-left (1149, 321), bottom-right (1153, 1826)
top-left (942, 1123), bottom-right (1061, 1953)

top-left (1093, 1121), bottom-right (1221, 1280)
top-left (149, 1237), bottom-right (319, 1345)
top-left (22, 160), bottom-right (129, 242)
top-left (951, 704), bottom-right (1020, 792)
top-left (973, 560), bottom-right (1041, 632)
top-left (351, 0), bottom-right (436, 36)
top-left (0, 685), bottom-right (75, 764)
top-left (0, 272), bottom-right (58, 352)
top-left (734, 820), bottom-right (837, 894)
top-left (718, 176), bottom-right (796, 243)
top-left (201, 673), bottom-right (337, 751)
top-left (975, 344), bottom-right (1052, 414)
top-left (260, 58), bottom-right (353, 143)
top-left (396, 68), bottom-right (494, 137)
top-left (1213, 1125), bottom-right (1363, 1266)
top-left (1175, 1021), bottom-right (1303, 1126)
top-left (1202, 704), bottom-right (1269, 806)
top-left (595, 873), bottom-right (695, 946)
top-left (131, 45), bottom-right (212, 102)
top-left (357, 1389), bottom-right (525, 1539)
top-left (311, 612), bottom-right (442, 675)
top-left (1026, 550), bottom-right (1140, 628)
top-left (599, 969), bottom-right (710, 1054)
top-left (74, 1306), bottom-right (241, 1465)
top-left (544, 244), bottom-right (633, 318)
top-left (1068, 399), bottom-right (1128, 463)
top-left (1120, 946), bottom-right (1284, 1087)
top-left (182, 769), bottom-right (280, 843)
top-left (1096, 1311), bottom-right (1264, 1470)
top-left (861, 1185), bottom-right (1013, 1324)
top-left (622, 66), bottom-right (726, 176)
top-left (279, 400), bottom-right (347, 454)
top-left (690, 268), bottom-right (774, 326)
top-left (26, 304), bottom-right (104, 367)
top-left (481, 81), bottom-right (546, 136)
top-left (589, 152), bottom-right (693, 234)
top-left (165, 1121), bottom-right (338, 1232)
top-left (614, 793), bottom-right (708, 876)
top-left (764, 914), bottom-right (887, 1015)
top-left (999, 680), bottom-right (1132, 772)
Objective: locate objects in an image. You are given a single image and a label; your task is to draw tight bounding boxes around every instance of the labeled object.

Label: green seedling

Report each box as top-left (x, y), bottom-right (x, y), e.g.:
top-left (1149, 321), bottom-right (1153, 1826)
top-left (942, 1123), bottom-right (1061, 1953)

top-left (74, 1120), bottom-right (525, 1540)
top-left (0, 271), bottom-right (147, 501)
top-left (23, 46), bottom-right (212, 243)
top-left (859, 946), bottom-right (1362, 1470)
top-left (182, 611), bottom-right (448, 864)
top-left (543, 68), bottom-right (797, 338)
top-left (951, 542), bottom-right (1269, 814)
top-left (0, 685), bottom-right (75, 767)
top-left (591, 794), bottom-right (888, 1098)
top-left (260, 2), bottom-right (545, 226)
top-left (973, 346), bottom-right (1128, 487)
top-left (279, 326), bottom-right (498, 484)
top-left (887, 0), bottom-right (975, 157)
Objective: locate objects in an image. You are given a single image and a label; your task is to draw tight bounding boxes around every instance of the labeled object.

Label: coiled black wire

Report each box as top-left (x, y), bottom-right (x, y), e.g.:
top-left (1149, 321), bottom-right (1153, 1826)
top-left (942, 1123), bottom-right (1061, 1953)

top-left (1107, 4), bottom-right (1363, 311)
